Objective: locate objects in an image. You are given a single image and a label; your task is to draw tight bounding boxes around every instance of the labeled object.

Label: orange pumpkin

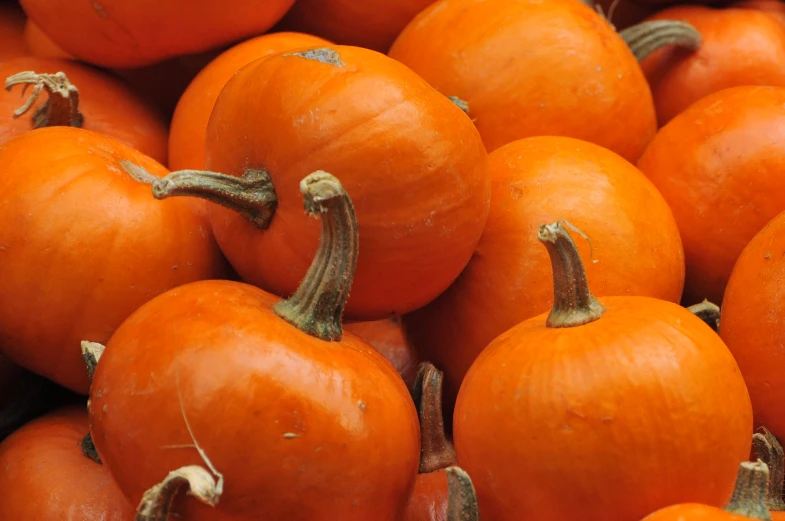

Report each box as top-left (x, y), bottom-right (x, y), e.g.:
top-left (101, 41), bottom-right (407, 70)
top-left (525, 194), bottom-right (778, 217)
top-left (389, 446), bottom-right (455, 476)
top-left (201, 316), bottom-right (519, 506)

top-left (734, 0), bottom-right (785, 26)
top-left (404, 136), bottom-right (685, 413)
top-left (18, 0), bottom-right (297, 68)
top-left (89, 172), bottom-right (420, 521)
top-left (23, 19), bottom-right (73, 59)
top-left (0, 406), bottom-right (134, 521)
top-left (346, 318), bottom-right (420, 389)
top-left (0, 3), bottom-right (26, 61)
top-left (169, 32), bottom-right (330, 171)
top-left (637, 86), bottom-right (785, 306)
top-left (638, 6), bottom-right (785, 126)
top-left (388, 0), bottom-right (657, 162)
top-left (1, 56), bottom-right (167, 163)
top-left (154, 45), bottom-right (490, 320)
top-left (453, 221), bottom-right (752, 521)
top-left (752, 428), bottom-right (785, 519)
top-left (0, 127), bottom-right (226, 394)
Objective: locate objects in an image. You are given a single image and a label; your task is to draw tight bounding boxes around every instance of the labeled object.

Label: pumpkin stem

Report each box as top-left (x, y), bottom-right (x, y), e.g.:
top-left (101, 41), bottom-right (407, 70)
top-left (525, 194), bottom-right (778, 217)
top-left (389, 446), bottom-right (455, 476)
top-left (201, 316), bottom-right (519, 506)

top-left (687, 299), bottom-right (721, 333)
top-left (4, 71), bottom-right (84, 128)
top-left (273, 171), bottom-right (357, 341)
top-left (80, 341), bottom-right (105, 384)
top-left (620, 21), bottom-right (702, 61)
top-left (447, 466), bottom-right (479, 521)
top-left (80, 433), bottom-right (102, 464)
top-left (151, 168), bottom-right (278, 230)
top-left (754, 429), bottom-right (785, 512)
top-left (446, 96), bottom-right (470, 116)
top-left (538, 221), bottom-right (604, 328)
top-left (135, 465), bottom-right (222, 521)
top-left (413, 362), bottom-right (456, 473)
top-left (725, 460), bottom-right (774, 521)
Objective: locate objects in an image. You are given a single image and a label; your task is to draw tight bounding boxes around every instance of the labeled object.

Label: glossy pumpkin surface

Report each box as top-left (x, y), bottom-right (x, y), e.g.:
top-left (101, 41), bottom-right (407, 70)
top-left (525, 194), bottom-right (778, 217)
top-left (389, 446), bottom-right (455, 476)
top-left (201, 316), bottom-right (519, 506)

top-left (345, 318), bottom-right (419, 389)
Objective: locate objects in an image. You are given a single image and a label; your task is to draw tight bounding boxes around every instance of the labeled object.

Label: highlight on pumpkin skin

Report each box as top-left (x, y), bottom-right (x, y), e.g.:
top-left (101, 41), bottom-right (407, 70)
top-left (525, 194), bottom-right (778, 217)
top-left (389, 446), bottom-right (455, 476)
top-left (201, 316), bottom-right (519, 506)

top-left (4, 70), bottom-right (83, 128)
top-left (687, 299), bottom-right (721, 333)
top-left (620, 20), bottom-right (702, 61)
top-left (753, 429), bottom-right (785, 514)
top-left (446, 466), bottom-right (479, 521)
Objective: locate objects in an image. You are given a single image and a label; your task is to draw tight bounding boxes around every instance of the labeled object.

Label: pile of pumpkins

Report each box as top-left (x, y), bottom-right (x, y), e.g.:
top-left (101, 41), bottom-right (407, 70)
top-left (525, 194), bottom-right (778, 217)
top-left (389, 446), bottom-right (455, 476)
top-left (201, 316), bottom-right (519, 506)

top-left (2, 0), bottom-right (785, 519)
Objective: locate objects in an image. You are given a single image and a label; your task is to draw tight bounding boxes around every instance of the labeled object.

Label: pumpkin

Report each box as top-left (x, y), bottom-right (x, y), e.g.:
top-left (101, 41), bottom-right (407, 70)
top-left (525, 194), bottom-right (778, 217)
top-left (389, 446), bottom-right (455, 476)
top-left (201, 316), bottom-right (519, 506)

top-left (23, 19), bottom-right (73, 59)
top-left (275, 0), bottom-right (437, 52)
top-left (1, 56), bottom-right (167, 163)
top-left (635, 6), bottom-right (785, 126)
top-left (453, 221), bottom-right (752, 521)
top-left (637, 86), bottom-right (785, 306)
top-left (387, 0), bottom-right (657, 163)
top-left (18, 0), bottom-right (297, 68)
top-left (641, 461), bottom-right (772, 521)
top-left (752, 429), bottom-right (785, 519)
top-left (346, 318), bottom-right (420, 389)
top-left (169, 32), bottom-right (330, 171)
top-left (0, 126), bottom-right (226, 394)
top-left (89, 171), bottom-right (420, 521)
top-left (404, 136), bottom-right (685, 415)
top-left (734, 0), bottom-right (785, 26)
top-left (0, 3), bottom-right (26, 61)
top-left (0, 406), bottom-right (134, 521)
top-left (154, 45), bottom-right (490, 320)
top-left (719, 209), bottom-right (785, 440)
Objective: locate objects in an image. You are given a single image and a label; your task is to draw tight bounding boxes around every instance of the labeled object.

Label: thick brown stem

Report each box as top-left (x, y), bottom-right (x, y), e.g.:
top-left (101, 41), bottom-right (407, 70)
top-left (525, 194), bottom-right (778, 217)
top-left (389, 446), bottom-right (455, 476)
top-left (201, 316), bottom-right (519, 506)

top-left (725, 460), bottom-right (773, 521)
top-left (81, 341), bottom-right (105, 384)
top-left (4, 71), bottom-right (83, 128)
top-left (136, 465), bottom-right (222, 521)
top-left (412, 363), bottom-right (456, 473)
top-left (754, 429), bottom-right (785, 512)
top-left (447, 466), bottom-right (479, 521)
top-left (538, 222), bottom-right (604, 328)
top-left (80, 433), bottom-right (102, 464)
top-left (151, 169), bottom-right (278, 230)
top-left (687, 299), bottom-right (721, 333)
top-left (273, 171), bottom-right (358, 341)
top-left (620, 21), bottom-right (702, 61)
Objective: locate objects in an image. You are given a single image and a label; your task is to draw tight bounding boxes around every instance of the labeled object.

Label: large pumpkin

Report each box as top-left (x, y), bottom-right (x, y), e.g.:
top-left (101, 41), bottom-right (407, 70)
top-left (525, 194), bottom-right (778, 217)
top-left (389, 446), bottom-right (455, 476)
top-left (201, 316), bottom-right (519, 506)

top-left (404, 136), bottom-right (685, 413)
top-left (0, 127), bottom-right (226, 394)
top-left (154, 45), bottom-right (490, 320)
top-left (453, 221), bottom-right (752, 521)
top-left (637, 86), bottom-right (785, 306)
top-left (18, 0), bottom-right (297, 68)
top-left (388, 0), bottom-right (657, 162)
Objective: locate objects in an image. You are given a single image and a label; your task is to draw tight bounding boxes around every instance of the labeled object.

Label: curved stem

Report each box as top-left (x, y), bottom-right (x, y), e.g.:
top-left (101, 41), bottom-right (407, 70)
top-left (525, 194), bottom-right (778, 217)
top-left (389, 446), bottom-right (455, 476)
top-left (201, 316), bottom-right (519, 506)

top-left (81, 341), bottom-right (105, 384)
top-left (537, 221), bottom-right (604, 328)
top-left (620, 20), bottom-right (702, 61)
top-left (687, 300), bottom-right (721, 333)
top-left (447, 466), bottom-right (479, 521)
top-left (725, 460), bottom-right (773, 521)
top-left (151, 169), bottom-right (278, 230)
top-left (4, 71), bottom-right (84, 128)
top-left (80, 433), bottom-right (102, 464)
top-left (413, 362), bottom-right (456, 473)
top-left (754, 429), bottom-right (785, 512)
top-left (136, 465), bottom-right (222, 521)
top-left (273, 171), bottom-right (358, 341)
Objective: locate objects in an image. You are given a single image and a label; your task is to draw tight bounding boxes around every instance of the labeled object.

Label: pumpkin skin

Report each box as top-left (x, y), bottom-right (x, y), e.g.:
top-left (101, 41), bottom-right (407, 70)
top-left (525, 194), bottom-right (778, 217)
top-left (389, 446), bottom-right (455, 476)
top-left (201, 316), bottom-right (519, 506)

top-left (18, 0), bottom-right (297, 68)
top-left (23, 19), bottom-right (73, 59)
top-left (404, 136), bottom-right (685, 413)
top-left (405, 471), bottom-right (450, 521)
top-left (202, 45), bottom-right (489, 320)
top-left (0, 406), bottom-right (134, 521)
top-left (640, 6), bottom-right (785, 126)
top-left (169, 32), bottom-right (330, 171)
top-left (0, 56), bottom-right (167, 163)
top-left (637, 86), bottom-right (785, 306)
top-left (642, 504), bottom-right (763, 521)
top-left (345, 318), bottom-right (419, 389)
top-left (276, 0), bottom-right (437, 52)
top-left (388, 0), bottom-right (657, 163)
top-left (733, 0), bottom-right (785, 26)
top-left (0, 127), bottom-right (226, 394)
top-left (0, 3), bottom-right (26, 61)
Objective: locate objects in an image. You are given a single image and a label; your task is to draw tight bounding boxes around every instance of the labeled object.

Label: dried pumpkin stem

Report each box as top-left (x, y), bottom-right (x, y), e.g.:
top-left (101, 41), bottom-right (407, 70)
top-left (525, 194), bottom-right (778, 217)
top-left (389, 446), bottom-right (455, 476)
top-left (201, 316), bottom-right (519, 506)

top-left (151, 169), bottom-right (278, 229)
top-left (725, 460), bottom-right (773, 521)
top-left (4, 71), bottom-right (84, 128)
top-left (80, 433), bottom-right (102, 464)
top-left (273, 171), bottom-right (358, 341)
top-left (447, 466), bottom-right (479, 521)
top-left (80, 341), bottom-right (105, 384)
top-left (413, 362), bottom-right (456, 473)
top-left (538, 222), bottom-right (604, 328)
top-left (687, 300), bottom-right (721, 333)
top-left (136, 465), bottom-right (222, 521)
top-left (620, 21), bottom-right (702, 61)
top-left (754, 429), bottom-right (785, 512)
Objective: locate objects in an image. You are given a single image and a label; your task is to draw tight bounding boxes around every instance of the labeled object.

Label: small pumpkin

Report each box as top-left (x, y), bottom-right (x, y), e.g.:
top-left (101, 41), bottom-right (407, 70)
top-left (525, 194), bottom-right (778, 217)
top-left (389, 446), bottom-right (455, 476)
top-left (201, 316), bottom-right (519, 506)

top-left (346, 318), bottom-right (420, 389)
top-left (89, 171), bottom-right (421, 521)
top-left (720, 209), bottom-right (785, 440)
top-left (752, 428), bottom-right (785, 519)
top-left (453, 221), bottom-right (752, 521)
top-left (23, 19), bottom-right (73, 59)
top-left (0, 126), bottom-right (226, 394)
top-left (404, 136), bottom-right (685, 414)
top-left (1, 56), bottom-right (167, 163)
top-left (169, 32), bottom-right (330, 171)
top-left (388, 0), bottom-right (657, 162)
top-left (0, 3), bottom-right (26, 61)
top-left (154, 45), bottom-right (490, 320)
top-left (0, 406), bottom-right (134, 521)
top-left (19, 0), bottom-right (297, 68)
top-left (637, 86), bottom-right (785, 306)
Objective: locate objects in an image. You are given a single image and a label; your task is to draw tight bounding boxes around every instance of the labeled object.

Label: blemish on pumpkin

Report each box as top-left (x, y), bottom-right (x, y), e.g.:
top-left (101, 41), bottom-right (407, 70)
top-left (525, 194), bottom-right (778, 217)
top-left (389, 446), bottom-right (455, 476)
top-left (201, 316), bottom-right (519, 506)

top-left (286, 48), bottom-right (345, 67)
top-left (358, 401), bottom-right (366, 411)
top-left (765, 253), bottom-right (772, 260)
top-left (283, 433), bottom-right (300, 439)
top-left (91, 1), bottom-right (109, 19)
top-left (119, 160), bottom-right (158, 185)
